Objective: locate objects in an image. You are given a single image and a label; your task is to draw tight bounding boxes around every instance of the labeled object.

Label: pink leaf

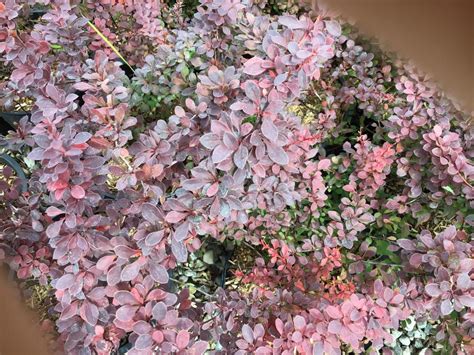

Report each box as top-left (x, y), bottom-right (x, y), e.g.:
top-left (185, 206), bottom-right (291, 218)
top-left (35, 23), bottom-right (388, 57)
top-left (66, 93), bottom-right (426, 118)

top-left (327, 320), bottom-right (342, 334)
top-left (261, 118), bottom-right (278, 141)
top-left (165, 211), bottom-right (188, 224)
top-left (243, 57), bottom-right (266, 76)
top-left (46, 220), bottom-right (63, 239)
top-left (97, 255), bottom-right (116, 271)
top-left (176, 330), bottom-right (190, 350)
top-left (326, 305), bottom-right (343, 319)
top-left (45, 206), bottom-right (64, 217)
top-left (56, 273), bottom-right (75, 290)
top-left (458, 295), bottom-right (474, 308)
top-left (114, 291), bottom-right (139, 305)
top-left (267, 143), bottom-right (289, 165)
top-left (71, 185), bottom-right (85, 199)
top-left (317, 159), bottom-right (331, 170)
top-left (80, 301), bottom-right (99, 326)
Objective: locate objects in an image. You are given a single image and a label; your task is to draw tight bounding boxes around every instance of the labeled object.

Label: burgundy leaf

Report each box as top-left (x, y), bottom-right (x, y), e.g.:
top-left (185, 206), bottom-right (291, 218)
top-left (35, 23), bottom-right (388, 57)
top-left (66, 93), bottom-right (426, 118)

top-left (121, 261), bottom-right (142, 281)
top-left (165, 211), bottom-right (188, 224)
top-left (142, 203), bottom-right (162, 225)
top-left (149, 263), bottom-right (169, 284)
top-left (97, 255), bottom-right (117, 271)
top-left (116, 305), bottom-right (139, 322)
top-left (114, 291), bottom-right (139, 305)
top-left (145, 230), bottom-right (165, 246)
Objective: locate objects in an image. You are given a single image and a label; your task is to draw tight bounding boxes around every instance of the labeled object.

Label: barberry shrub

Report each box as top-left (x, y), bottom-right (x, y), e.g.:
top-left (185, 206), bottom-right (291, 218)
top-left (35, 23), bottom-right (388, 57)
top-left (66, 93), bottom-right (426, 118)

top-left (0, 1), bottom-right (472, 354)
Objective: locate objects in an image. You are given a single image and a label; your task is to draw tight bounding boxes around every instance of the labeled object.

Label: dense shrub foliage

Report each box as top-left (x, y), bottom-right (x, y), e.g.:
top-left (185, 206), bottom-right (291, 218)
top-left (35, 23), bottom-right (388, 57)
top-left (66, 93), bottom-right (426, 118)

top-left (0, 1), bottom-right (473, 354)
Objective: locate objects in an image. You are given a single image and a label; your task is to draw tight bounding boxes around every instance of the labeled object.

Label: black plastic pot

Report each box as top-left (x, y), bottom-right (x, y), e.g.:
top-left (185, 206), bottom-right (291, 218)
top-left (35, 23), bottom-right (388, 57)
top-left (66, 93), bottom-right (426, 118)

top-left (0, 112), bottom-right (30, 134)
top-left (0, 153), bottom-right (28, 193)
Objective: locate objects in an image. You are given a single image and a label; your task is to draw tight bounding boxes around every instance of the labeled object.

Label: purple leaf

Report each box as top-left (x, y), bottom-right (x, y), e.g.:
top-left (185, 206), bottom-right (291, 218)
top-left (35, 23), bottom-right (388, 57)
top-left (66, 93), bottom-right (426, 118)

top-left (317, 159), bottom-right (331, 171)
top-left (293, 315), bottom-right (306, 330)
top-left (234, 145), bottom-right (249, 169)
top-left (327, 320), bottom-right (342, 334)
top-left (142, 203), bottom-right (162, 225)
top-left (152, 302), bottom-right (167, 321)
top-left (425, 284), bottom-right (442, 297)
top-left (397, 239), bottom-right (416, 251)
top-left (200, 133), bottom-right (220, 149)
top-left (267, 143), bottom-right (289, 165)
top-left (182, 178), bottom-right (207, 191)
top-left (261, 118), bottom-right (278, 141)
top-left (116, 305), bottom-right (139, 322)
top-left (327, 211), bottom-right (341, 222)
top-left (457, 273), bottom-right (471, 290)
top-left (171, 238), bottom-right (188, 263)
top-left (145, 230), bottom-right (165, 246)
top-left (114, 291), bottom-right (138, 305)
top-left (458, 295), bottom-right (474, 308)
top-left (121, 261), bottom-right (141, 281)
top-left (190, 341), bottom-right (208, 355)
top-left (56, 273), bottom-right (75, 290)
top-left (278, 16), bottom-right (307, 29)
top-left (173, 220), bottom-right (190, 242)
top-left (243, 57), bottom-right (266, 76)
top-left (135, 335), bottom-right (153, 350)
top-left (114, 245), bottom-right (137, 259)
top-left (244, 81), bottom-right (261, 102)
top-left (325, 305), bottom-right (342, 319)
top-left (150, 263), bottom-right (169, 284)
top-left (97, 255), bottom-right (116, 271)
top-left (80, 301), bottom-right (99, 326)
top-left (46, 220), bottom-right (63, 239)
top-left (133, 321), bottom-right (152, 335)
top-left (440, 299), bottom-right (453, 315)
top-left (325, 20), bottom-right (342, 36)
top-left (242, 324), bottom-right (254, 344)
top-left (71, 185), bottom-right (86, 199)
top-left (72, 132), bottom-right (92, 145)
top-left (212, 144), bottom-right (233, 163)
top-left (165, 211), bottom-right (188, 224)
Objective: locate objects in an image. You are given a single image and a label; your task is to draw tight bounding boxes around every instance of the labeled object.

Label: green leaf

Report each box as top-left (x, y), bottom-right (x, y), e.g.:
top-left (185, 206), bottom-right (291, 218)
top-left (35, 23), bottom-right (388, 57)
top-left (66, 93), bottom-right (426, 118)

top-left (375, 240), bottom-right (391, 256)
top-left (181, 65), bottom-right (190, 78)
top-left (202, 250), bottom-right (214, 265)
top-left (442, 185), bottom-right (455, 195)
